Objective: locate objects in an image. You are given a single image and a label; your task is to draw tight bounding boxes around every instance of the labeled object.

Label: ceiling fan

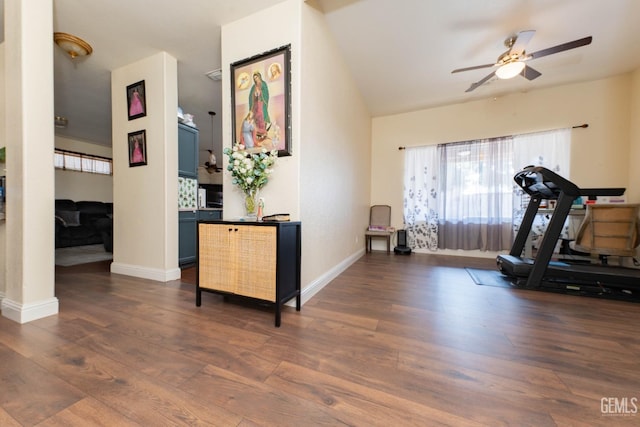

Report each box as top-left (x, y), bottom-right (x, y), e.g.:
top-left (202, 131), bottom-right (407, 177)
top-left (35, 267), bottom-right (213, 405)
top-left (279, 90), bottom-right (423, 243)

top-left (204, 111), bottom-right (222, 174)
top-left (452, 30), bottom-right (592, 92)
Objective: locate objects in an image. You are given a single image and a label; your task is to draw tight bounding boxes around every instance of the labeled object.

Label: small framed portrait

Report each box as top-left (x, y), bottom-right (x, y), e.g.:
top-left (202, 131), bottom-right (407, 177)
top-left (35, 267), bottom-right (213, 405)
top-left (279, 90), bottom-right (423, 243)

top-left (127, 80), bottom-right (146, 120)
top-left (128, 130), bottom-right (147, 167)
top-left (230, 45), bottom-right (291, 157)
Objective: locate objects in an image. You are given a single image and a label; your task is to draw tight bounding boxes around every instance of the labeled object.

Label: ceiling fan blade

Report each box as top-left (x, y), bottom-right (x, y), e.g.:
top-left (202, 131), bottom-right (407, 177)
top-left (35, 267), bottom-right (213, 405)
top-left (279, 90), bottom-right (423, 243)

top-left (510, 30), bottom-right (536, 57)
top-left (465, 71), bottom-right (496, 92)
top-left (528, 36), bottom-right (593, 60)
top-left (452, 63), bottom-right (496, 74)
top-left (521, 65), bottom-right (541, 80)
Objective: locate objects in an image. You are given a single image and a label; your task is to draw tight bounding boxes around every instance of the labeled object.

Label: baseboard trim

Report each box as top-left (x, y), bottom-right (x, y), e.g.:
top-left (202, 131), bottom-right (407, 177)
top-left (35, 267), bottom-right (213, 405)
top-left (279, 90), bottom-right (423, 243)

top-left (1, 297), bottom-right (59, 324)
top-left (110, 262), bottom-right (181, 282)
top-left (287, 249), bottom-right (365, 307)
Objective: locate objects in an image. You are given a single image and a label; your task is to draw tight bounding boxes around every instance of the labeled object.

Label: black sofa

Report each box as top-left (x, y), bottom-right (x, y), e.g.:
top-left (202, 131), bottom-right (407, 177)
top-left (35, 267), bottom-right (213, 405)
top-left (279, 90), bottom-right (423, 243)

top-left (55, 199), bottom-right (113, 252)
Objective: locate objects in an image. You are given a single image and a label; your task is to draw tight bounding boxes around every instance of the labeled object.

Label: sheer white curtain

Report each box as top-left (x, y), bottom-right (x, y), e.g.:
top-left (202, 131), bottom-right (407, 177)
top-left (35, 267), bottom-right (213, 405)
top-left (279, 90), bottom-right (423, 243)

top-left (403, 146), bottom-right (439, 250)
top-left (513, 128), bottom-right (571, 175)
top-left (512, 128), bottom-right (572, 241)
top-left (438, 137), bottom-right (514, 251)
top-left (402, 128), bottom-right (571, 253)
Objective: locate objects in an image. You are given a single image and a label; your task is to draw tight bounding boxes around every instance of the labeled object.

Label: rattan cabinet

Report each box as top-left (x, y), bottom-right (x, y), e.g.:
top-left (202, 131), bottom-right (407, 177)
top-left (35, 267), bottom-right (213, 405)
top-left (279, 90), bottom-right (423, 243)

top-left (196, 221), bottom-right (301, 326)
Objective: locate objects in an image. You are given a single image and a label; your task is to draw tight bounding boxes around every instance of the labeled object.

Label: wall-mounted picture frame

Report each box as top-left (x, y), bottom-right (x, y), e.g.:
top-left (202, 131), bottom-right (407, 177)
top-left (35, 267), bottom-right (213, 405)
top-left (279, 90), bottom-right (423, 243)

top-left (230, 45), bottom-right (291, 157)
top-left (128, 130), bottom-right (147, 167)
top-left (127, 80), bottom-right (146, 120)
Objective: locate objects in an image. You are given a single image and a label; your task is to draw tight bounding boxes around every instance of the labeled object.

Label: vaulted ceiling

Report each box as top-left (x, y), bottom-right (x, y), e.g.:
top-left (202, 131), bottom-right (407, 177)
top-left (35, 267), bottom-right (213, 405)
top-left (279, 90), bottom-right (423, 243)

top-left (322, 0), bottom-right (640, 116)
top-left (4, 0), bottom-right (640, 163)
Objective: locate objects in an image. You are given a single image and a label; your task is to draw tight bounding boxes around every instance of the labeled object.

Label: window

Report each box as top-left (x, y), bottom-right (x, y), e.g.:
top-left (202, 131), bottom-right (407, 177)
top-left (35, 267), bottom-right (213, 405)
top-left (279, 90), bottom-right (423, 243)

top-left (403, 128), bottom-right (571, 252)
top-left (438, 136), bottom-right (514, 251)
top-left (54, 149), bottom-right (112, 175)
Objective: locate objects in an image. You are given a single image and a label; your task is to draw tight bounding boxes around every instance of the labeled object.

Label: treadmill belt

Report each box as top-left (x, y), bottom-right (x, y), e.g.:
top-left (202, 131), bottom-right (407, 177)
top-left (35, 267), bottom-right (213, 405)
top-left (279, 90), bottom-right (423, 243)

top-left (497, 254), bottom-right (640, 287)
top-left (497, 254), bottom-right (640, 301)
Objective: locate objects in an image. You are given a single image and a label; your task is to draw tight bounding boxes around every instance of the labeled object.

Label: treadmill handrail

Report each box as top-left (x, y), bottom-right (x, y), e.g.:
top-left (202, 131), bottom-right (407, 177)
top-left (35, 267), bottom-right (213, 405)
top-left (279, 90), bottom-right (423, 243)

top-left (514, 166), bottom-right (626, 200)
top-left (579, 188), bottom-right (626, 197)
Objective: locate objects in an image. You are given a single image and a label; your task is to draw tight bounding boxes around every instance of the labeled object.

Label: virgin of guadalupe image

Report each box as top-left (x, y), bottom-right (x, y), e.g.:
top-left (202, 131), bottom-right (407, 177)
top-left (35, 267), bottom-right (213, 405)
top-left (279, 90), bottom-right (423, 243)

top-left (249, 71), bottom-right (270, 141)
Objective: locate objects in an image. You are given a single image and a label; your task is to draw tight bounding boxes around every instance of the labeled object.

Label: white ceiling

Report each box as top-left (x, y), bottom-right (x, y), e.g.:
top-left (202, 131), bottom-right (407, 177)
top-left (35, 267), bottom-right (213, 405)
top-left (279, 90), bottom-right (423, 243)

top-left (5, 0), bottom-right (640, 163)
top-left (49, 0), bottom-right (287, 155)
top-left (321, 0), bottom-right (640, 116)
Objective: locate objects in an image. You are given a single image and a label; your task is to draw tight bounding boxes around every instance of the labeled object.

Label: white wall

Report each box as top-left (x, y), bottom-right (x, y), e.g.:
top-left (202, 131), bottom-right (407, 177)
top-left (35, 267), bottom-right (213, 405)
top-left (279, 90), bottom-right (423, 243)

top-left (222, 0), bottom-right (371, 298)
top-left (110, 52), bottom-right (179, 282)
top-left (222, 2), bottom-right (300, 221)
top-left (54, 136), bottom-right (113, 202)
top-left (2, 0), bottom-right (57, 323)
top-left (299, 2), bottom-right (371, 291)
top-left (372, 74), bottom-right (636, 241)
top-left (629, 69), bottom-right (640, 202)
top-left (0, 42), bottom-right (5, 298)
top-left (197, 166), bottom-right (222, 185)
top-left (0, 44), bottom-right (4, 149)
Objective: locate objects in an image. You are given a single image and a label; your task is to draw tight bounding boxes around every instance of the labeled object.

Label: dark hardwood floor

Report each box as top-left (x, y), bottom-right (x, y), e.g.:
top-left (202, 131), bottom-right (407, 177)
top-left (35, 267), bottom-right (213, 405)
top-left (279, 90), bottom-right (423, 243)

top-left (1, 253), bottom-right (639, 426)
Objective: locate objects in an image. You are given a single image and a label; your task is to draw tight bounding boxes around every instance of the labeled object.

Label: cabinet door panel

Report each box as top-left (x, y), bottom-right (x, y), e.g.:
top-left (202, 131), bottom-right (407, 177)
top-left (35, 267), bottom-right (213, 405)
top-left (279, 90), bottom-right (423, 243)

top-left (178, 124), bottom-right (198, 178)
top-left (235, 226), bottom-right (277, 301)
top-left (179, 211), bottom-right (197, 265)
top-left (198, 224), bottom-right (235, 293)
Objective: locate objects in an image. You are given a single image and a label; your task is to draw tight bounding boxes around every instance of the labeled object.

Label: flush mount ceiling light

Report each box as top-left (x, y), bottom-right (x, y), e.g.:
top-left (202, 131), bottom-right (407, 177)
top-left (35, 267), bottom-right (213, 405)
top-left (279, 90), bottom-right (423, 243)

top-left (54, 116), bottom-right (68, 128)
top-left (495, 61), bottom-right (525, 79)
top-left (54, 32), bottom-right (93, 58)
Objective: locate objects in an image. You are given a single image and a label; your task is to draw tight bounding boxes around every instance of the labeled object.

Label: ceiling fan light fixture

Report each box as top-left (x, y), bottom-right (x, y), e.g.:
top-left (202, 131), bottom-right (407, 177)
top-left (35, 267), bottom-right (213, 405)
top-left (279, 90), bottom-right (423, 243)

top-left (454, 32), bottom-right (592, 92)
top-left (54, 32), bottom-right (93, 58)
top-left (495, 61), bottom-right (525, 79)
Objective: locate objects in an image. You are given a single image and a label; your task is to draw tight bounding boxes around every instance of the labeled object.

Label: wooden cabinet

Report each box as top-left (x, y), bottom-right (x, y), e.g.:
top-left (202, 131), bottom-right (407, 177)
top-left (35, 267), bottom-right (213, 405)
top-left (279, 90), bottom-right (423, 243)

top-left (178, 210), bottom-right (197, 265)
top-left (178, 123), bottom-right (198, 178)
top-left (178, 123), bottom-right (199, 266)
top-left (196, 221), bottom-right (301, 326)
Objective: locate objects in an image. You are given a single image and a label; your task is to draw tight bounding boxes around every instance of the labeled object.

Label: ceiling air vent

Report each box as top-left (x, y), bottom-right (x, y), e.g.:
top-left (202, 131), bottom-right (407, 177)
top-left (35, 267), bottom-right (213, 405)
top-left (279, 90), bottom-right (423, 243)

top-left (206, 69), bottom-right (222, 81)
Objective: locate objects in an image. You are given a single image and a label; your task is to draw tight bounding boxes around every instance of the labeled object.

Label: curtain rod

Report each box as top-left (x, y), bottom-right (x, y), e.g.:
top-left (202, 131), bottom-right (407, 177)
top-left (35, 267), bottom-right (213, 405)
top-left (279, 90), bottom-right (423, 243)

top-left (398, 123), bottom-right (589, 150)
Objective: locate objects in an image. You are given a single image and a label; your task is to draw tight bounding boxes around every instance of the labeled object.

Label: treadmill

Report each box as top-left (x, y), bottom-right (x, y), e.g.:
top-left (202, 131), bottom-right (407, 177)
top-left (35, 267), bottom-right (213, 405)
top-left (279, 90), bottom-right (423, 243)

top-left (497, 166), bottom-right (640, 297)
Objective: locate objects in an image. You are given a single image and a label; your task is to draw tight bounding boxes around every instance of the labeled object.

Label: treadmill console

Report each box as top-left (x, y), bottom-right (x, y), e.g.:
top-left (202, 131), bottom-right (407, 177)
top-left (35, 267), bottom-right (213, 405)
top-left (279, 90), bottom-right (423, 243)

top-left (514, 166), bottom-right (580, 199)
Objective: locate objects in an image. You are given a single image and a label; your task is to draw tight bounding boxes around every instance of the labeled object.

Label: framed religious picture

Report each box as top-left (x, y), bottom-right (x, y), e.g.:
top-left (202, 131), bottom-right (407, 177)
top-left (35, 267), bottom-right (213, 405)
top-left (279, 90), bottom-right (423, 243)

top-left (127, 80), bottom-right (146, 120)
top-left (230, 45), bottom-right (291, 157)
top-left (128, 130), bottom-right (147, 167)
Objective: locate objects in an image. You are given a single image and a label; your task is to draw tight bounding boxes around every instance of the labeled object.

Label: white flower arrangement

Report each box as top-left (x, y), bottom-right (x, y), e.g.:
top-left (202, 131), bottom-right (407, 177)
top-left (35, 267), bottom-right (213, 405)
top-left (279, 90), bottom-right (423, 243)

top-left (223, 143), bottom-right (278, 195)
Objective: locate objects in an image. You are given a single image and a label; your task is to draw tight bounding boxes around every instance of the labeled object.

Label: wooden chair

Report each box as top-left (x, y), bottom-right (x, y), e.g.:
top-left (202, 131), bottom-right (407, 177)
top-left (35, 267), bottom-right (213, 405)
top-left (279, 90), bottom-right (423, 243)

top-left (365, 205), bottom-right (393, 253)
top-left (573, 204), bottom-right (640, 264)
